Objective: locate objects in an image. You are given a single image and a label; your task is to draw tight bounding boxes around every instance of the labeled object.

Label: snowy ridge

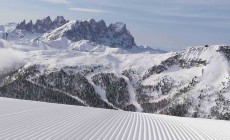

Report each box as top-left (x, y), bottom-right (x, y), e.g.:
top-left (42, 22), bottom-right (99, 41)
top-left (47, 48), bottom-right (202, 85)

top-left (43, 19), bottom-right (136, 49)
top-left (1, 18), bottom-right (230, 120)
top-left (1, 36), bottom-right (230, 119)
top-left (43, 21), bottom-right (75, 41)
top-left (0, 97), bottom-right (230, 140)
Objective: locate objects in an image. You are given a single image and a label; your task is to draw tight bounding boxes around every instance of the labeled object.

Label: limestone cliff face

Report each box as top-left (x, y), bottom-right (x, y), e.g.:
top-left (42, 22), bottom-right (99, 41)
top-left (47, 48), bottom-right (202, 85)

top-left (16, 16), bottom-right (68, 33)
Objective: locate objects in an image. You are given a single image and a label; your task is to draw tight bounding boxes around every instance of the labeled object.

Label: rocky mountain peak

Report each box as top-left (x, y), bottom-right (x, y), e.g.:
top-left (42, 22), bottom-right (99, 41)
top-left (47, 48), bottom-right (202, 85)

top-left (88, 19), bottom-right (96, 24)
top-left (53, 16), bottom-right (69, 28)
top-left (47, 19), bottom-right (136, 49)
top-left (16, 16), bottom-right (69, 33)
top-left (44, 16), bottom-right (52, 22)
top-left (108, 22), bottom-right (126, 32)
top-left (16, 20), bottom-right (26, 30)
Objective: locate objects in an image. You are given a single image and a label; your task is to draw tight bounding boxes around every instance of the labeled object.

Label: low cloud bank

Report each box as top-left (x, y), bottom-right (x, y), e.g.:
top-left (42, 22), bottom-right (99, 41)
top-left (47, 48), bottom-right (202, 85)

top-left (0, 48), bottom-right (25, 73)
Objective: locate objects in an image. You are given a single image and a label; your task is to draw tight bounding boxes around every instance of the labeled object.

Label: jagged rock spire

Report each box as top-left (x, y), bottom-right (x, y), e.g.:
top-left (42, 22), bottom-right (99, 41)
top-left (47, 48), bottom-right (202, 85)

top-left (16, 16), bottom-right (69, 33)
top-left (64, 19), bottom-right (136, 49)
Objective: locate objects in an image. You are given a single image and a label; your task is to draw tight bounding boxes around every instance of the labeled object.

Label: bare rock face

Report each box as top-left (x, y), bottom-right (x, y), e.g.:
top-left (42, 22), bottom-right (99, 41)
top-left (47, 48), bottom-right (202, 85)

top-left (64, 20), bottom-right (136, 49)
top-left (33, 16), bottom-right (53, 33)
top-left (16, 16), bottom-right (69, 33)
top-left (16, 17), bottom-right (135, 49)
top-left (16, 20), bottom-right (26, 31)
top-left (52, 16), bottom-right (68, 29)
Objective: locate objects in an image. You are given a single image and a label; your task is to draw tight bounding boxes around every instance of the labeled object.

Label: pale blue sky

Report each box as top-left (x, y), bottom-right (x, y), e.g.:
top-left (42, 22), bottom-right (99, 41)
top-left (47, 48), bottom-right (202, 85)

top-left (0, 0), bottom-right (230, 51)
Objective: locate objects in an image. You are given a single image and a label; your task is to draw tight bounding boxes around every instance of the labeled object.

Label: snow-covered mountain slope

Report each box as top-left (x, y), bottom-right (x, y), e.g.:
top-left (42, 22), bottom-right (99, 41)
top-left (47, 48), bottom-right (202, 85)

top-left (1, 37), bottom-right (230, 120)
top-left (0, 97), bottom-right (230, 140)
top-left (0, 18), bottom-right (230, 120)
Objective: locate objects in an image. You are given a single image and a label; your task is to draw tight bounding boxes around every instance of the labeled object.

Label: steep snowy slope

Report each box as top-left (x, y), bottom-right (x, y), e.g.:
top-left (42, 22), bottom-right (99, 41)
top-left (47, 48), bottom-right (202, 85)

top-left (0, 97), bottom-right (230, 140)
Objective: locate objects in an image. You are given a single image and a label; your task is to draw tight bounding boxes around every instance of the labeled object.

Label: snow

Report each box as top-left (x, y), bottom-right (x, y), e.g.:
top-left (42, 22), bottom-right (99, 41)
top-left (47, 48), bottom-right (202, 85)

top-left (0, 34), bottom-right (169, 111)
top-left (0, 22), bottom-right (17, 33)
top-left (85, 72), bottom-right (119, 109)
top-left (112, 22), bottom-right (126, 32)
top-left (142, 65), bottom-right (203, 86)
top-left (0, 32), bottom-right (229, 114)
top-left (179, 46), bottom-right (230, 113)
top-left (4, 22), bottom-right (18, 32)
top-left (1, 36), bottom-right (169, 75)
top-left (69, 40), bottom-right (108, 52)
top-left (0, 97), bottom-right (230, 140)
top-left (28, 78), bottom-right (87, 105)
top-left (43, 21), bottom-right (75, 41)
top-left (1, 22), bottom-right (230, 117)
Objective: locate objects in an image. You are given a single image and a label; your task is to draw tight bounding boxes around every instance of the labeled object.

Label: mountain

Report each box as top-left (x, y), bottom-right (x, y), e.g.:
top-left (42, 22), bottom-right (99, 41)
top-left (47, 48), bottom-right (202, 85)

top-left (44, 19), bottom-right (136, 49)
top-left (16, 16), bottom-right (69, 33)
top-left (0, 17), bottom-right (229, 120)
top-left (1, 97), bottom-right (230, 140)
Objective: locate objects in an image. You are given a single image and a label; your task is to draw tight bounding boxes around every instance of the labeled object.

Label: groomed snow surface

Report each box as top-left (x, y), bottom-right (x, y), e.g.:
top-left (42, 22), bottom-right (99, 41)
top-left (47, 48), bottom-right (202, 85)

top-left (0, 97), bottom-right (230, 140)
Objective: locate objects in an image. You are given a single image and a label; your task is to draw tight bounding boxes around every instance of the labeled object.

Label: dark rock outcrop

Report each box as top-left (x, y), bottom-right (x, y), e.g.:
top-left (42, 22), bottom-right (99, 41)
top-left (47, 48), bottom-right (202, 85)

top-left (16, 16), bottom-right (69, 33)
top-left (64, 20), bottom-right (136, 49)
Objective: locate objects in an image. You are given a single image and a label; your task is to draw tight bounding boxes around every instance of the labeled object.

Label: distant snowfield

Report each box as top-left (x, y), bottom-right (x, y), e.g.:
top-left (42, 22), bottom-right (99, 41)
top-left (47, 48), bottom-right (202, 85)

top-left (0, 37), bottom-right (171, 76)
top-left (0, 97), bottom-right (230, 140)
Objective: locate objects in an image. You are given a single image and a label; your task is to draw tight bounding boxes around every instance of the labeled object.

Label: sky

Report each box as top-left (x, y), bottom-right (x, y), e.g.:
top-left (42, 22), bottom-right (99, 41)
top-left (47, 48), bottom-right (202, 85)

top-left (0, 0), bottom-right (230, 51)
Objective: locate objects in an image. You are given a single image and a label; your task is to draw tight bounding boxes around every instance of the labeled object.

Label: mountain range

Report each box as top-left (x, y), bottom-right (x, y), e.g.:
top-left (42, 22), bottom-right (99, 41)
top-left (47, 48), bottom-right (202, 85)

top-left (0, 16), bottom-right (229, 120)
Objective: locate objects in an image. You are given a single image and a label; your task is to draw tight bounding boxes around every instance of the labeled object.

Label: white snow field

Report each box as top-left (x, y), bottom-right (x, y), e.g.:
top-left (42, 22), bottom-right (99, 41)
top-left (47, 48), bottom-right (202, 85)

top-left (0, 97), bottom-right (230, 140)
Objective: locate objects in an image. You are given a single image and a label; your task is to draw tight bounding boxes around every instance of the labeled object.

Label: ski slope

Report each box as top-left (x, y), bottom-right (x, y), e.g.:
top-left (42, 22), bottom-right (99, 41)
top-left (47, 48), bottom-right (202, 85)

top-left (0, 97), bottom-right (230, 140)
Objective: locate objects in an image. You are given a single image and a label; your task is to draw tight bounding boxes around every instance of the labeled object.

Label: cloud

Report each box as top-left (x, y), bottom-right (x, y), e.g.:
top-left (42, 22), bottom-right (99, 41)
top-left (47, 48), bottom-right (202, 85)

top-left (154, 0), bottom-right (230, 5)
top-left (0, 48), bottom-right (25, 72)
top-left (0, 40), bottom-right (25, 72)
top-left (69, 7), bottom-right (109, 13)
top-left (41, 0), bottom-right (70, 4)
